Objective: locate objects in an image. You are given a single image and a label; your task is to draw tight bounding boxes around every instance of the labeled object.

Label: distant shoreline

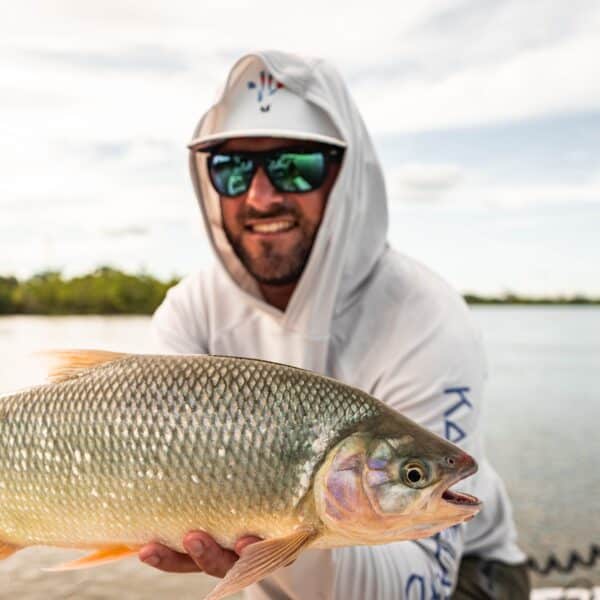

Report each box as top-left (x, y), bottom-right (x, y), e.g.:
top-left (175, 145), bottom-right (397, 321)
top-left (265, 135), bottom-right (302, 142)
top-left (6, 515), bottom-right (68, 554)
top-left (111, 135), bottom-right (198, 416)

top-left (1, 268), bottom-right (598, 315)
top-left (463, 294), bottom-right (600, 306)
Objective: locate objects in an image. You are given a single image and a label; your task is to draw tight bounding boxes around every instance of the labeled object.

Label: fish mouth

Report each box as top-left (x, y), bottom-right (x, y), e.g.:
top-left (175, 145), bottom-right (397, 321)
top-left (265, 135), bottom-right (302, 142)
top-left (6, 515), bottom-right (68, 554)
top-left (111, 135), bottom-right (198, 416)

top-left (442, 488), bottom-right (480, 507)
top-left (440, 454), bottom-right (481, 511)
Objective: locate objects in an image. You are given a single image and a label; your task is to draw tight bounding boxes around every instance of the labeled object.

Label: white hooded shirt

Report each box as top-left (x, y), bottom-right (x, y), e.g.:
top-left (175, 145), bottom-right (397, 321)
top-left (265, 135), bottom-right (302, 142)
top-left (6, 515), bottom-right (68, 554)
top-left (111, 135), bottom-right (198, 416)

top-left (152, 51), bottom-right (525, 599)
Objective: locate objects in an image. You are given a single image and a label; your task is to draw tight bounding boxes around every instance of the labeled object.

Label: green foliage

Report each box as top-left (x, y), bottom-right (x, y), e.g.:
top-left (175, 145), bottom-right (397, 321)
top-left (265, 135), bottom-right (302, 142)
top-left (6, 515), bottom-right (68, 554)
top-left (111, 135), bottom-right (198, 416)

top-left (0, 276), bottom-right (19, 313)
top-left (463, 293), bottom-right (600, 305)
top-left (0, 268), bottom-right (179, 315)
top-left (0, 270), bottom-right (598, 315)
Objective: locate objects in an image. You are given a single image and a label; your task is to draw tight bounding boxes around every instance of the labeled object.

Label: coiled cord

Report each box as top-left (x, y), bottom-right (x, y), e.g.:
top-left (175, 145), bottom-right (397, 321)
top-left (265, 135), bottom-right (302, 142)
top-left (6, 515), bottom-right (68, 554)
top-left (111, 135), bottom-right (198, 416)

top-left (528, 544), bottom-right (600, 576)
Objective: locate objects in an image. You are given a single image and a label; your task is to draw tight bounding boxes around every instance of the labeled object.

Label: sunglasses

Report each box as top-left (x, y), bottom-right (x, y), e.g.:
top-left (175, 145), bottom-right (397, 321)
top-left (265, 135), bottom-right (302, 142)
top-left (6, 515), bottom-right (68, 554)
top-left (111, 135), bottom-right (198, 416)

top-left (205, 146), bottom-right (343, 197)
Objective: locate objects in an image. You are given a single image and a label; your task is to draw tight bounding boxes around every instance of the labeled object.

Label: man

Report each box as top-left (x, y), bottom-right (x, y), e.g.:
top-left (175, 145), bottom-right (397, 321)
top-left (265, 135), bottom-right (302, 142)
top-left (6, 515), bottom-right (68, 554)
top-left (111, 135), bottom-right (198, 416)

top-left (139, 51), bottom-right (530, 599)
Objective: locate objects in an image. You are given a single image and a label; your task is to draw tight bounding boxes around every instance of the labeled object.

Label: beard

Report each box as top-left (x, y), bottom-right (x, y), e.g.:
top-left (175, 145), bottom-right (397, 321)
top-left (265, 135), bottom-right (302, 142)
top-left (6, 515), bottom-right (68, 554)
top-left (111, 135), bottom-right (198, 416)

top-left (223, 208), bottom-right (316, 286)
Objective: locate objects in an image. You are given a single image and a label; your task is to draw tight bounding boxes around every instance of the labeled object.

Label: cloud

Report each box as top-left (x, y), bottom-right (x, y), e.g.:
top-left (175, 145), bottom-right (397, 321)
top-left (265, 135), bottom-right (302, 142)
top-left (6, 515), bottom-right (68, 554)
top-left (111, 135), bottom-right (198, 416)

top-left (102, 226), bottom-right (148, 238)
top-left (2, 0), bottom-right (599, 292)
top-left (388, 163), bottom-right (465, 202)
top-left (473, 183), bottom-right (600, 208)
top-left (388, 199), bottom-right (600, 295)
top-left (386, 162), bottom-right (600, 207)
top-left (347, 0), bottom-right (593, 86)
top-left (356, 31), bottom-right (600, 134)
top-left (4, 2), bottom-right (599, 145)
top-left (389, 180), bottom-right (600, 209)
top-left (77, 139), bottom-right (180, 171)
top-left (27, 44), bottom-right (190, 74)
top-left (417, 0), bottom-right (594, 61)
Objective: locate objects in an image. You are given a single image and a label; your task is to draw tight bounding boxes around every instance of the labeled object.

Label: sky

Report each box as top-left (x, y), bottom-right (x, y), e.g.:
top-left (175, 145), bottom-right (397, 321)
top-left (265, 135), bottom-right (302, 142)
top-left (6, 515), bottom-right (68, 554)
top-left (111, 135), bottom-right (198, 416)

top-left (1, 0), bottom-right (599, 295)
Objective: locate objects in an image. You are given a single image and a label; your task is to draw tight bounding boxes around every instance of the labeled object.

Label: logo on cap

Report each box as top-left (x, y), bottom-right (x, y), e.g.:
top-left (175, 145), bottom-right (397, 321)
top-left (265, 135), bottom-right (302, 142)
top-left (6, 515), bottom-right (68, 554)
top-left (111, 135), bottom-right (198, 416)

top-left (247, 70), bottom-right (284, 113)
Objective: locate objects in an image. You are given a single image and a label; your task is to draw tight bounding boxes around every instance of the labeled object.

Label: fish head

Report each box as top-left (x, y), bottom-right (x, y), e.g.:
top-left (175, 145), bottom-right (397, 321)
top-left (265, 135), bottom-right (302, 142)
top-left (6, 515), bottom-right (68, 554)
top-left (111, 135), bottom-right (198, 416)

top-left (313, 423), bottom-right (481, 545)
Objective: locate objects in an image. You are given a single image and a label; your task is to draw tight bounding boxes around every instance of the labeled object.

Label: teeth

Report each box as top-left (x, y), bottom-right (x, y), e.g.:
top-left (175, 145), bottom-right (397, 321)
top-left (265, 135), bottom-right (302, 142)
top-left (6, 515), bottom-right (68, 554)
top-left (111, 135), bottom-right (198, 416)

top-left (250, 221), bottom-right (294, 233)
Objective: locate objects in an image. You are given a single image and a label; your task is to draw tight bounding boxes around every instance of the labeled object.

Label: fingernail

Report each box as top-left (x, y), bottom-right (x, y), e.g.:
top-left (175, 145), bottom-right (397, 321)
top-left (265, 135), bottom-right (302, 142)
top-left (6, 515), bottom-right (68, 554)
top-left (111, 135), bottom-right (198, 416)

top-left (142, 554), bottom-right (161, 567)
top-left (188, 540), bottom-right (205, 556)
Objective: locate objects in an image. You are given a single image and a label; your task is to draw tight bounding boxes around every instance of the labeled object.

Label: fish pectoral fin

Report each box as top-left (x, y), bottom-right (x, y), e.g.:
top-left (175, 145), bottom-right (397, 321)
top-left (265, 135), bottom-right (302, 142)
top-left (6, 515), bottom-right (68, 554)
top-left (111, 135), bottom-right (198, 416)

top-left (41, 350), bottom-right (131, 383)
top-left (0, 542), bottom-right (20, 560)
top-left (203, 529), bottom-right (318, 600)
top-left (44, 545), bottom-right (140, 571)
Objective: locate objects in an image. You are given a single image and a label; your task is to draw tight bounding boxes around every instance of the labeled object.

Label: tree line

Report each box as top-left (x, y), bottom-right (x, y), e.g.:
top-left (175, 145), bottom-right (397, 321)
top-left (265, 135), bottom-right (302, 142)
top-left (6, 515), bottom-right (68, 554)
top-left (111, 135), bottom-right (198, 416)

top-left (463, 293), bottom-right (600, 305)
top-left (0, 269), bottom-right (597, 315)
top-left (0, 268), bottom-right (179, 315)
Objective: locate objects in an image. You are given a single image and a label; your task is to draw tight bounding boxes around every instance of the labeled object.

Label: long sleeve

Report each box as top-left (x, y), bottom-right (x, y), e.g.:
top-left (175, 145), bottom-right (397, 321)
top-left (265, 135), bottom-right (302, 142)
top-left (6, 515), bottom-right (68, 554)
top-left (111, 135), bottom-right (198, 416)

top-left (247, 550), bottom-right (337, 600)
top-left (246, 296), bottom-right (485, 600)
top-left (333, 532), bottom-right (464, 600)
top-left (332, 293), bottom-right (487, 599)
top-left (151, 273), bottom-right (210, 354)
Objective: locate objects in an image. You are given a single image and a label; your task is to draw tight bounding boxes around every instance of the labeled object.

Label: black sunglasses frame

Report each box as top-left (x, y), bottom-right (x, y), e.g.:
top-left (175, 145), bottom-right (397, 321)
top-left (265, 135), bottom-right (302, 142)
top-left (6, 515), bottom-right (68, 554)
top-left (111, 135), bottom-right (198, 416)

top-left (202, 145), bottom-right (344, 197)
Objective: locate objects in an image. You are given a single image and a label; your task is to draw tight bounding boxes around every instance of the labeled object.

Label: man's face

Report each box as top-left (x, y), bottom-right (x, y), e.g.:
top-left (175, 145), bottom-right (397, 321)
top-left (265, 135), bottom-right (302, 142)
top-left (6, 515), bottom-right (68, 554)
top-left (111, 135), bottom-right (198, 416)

top-left (215, 137), bottom-right (341, 286)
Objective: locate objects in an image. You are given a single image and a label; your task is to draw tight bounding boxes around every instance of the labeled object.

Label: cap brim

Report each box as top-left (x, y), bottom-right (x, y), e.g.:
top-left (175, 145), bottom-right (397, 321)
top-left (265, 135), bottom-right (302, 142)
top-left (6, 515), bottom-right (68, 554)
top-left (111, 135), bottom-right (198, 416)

top-left (189, 129), bottom-right (347, 151)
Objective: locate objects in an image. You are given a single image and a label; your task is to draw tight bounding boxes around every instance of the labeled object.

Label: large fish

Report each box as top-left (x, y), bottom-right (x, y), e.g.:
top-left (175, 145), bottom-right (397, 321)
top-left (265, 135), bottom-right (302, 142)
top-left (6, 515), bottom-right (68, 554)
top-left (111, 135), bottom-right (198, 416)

top-left (0, 351), bottom-right (480, 599)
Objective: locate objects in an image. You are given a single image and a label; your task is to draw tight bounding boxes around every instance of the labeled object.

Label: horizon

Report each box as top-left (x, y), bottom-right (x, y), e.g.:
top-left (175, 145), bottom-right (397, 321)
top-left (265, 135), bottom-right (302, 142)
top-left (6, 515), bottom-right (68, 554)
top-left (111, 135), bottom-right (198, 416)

top-left (2, 268), bottom-right (599, 305)
top-left (2, 1), bottom-right (599, 295)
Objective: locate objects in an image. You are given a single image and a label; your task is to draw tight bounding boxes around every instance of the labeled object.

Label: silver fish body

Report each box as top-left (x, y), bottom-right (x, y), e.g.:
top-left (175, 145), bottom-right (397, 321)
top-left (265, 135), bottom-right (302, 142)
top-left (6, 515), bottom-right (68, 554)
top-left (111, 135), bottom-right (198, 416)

top-left (0, 351), bottom-right (481, 599)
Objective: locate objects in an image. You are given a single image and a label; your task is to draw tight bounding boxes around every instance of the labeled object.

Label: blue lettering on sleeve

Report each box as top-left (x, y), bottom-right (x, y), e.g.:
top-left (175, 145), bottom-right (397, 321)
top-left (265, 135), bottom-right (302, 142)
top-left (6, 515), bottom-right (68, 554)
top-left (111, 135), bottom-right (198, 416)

top-left (430, 583), bottom-right (443, 600)
top-left (433, 529), bottom-right (458, 592)
top-left (443, 387), bottom-right (472, 443)
top-left (405, 574), bottom-right (425, 599)
top-left (405, 527), bottom-right (461, 599)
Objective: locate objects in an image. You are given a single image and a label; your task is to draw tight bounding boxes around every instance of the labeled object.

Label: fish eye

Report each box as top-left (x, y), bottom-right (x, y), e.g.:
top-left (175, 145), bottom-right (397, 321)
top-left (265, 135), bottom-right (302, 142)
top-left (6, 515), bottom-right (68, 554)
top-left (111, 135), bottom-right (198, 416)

top-left (407, 468), bottom-right (422, 483)
top-left (401, 461), bottom-right (429, 488)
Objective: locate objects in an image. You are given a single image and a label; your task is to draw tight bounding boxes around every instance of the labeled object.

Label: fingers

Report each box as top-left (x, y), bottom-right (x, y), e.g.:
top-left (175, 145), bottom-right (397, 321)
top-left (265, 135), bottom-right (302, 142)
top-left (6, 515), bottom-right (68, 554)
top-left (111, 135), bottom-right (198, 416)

top-left (234, 535), bottom-right (262, 555)
top-left (182, 531), bottom-right (240, 578)
top-left (139, 533), bottom-right (263, 578)
top-left (139, 542), bottom-right (202, 573)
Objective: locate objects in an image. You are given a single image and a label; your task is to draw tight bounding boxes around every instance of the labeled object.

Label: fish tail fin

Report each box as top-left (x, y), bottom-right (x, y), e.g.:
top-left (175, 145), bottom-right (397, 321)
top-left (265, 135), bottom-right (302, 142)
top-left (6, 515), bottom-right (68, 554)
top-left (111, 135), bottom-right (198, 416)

top-left (0, 541), bottom-right (20, 560)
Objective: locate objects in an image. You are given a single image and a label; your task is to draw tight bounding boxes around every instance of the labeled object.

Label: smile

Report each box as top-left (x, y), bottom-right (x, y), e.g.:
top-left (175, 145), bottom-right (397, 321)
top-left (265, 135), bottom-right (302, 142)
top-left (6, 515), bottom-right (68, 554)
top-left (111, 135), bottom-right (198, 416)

top-left (246, 220), bottom-right (296, 234)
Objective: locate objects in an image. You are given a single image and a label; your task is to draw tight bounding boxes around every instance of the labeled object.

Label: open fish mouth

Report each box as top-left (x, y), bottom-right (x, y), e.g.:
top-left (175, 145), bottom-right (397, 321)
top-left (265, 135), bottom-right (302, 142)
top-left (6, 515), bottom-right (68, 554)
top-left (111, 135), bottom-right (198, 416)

top-left (442, 489), bottom-right (480, 507)
top-left (440, 456), bottom-right (481, 511)
top-left (439, 452), bottom-right (480, 508)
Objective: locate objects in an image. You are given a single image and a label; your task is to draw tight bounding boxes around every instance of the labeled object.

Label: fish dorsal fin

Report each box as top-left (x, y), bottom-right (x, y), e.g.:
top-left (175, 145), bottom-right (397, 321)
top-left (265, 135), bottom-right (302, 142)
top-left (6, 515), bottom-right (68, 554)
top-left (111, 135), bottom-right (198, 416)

top-left (203, 529), bottom-right (317, 600)
top-left (42, 350), bottom-right (130, 383)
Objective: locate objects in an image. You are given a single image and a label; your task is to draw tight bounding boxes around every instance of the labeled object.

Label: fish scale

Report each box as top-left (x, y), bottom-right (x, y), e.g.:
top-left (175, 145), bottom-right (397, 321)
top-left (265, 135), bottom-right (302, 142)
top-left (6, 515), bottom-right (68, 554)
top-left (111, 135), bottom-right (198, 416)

top-left (0, 351), bottom-right (481, 600)
top-left (0, 353), bottom-right (377, 550)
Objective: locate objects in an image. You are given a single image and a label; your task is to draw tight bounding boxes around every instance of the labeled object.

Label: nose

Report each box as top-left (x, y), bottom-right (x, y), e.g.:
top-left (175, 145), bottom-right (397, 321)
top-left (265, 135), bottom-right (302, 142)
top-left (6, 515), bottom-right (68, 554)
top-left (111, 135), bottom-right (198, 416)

top-left (245, 167), bottom-right (284, 212)
top-left (444, 451), bottom-right (477, 477)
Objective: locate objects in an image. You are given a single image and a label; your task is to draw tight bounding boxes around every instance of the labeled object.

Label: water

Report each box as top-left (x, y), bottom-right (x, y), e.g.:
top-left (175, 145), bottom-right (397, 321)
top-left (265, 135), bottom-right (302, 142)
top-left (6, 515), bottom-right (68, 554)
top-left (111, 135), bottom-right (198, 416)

top-left (472, 307), bottom-right (600, 589)
top-left (0, 308), bottom-right (598, 596)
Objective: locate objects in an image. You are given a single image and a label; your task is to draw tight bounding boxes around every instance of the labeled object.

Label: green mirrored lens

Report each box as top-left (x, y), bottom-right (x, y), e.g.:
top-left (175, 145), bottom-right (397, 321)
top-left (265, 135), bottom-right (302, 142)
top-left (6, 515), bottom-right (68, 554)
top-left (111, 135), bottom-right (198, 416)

top-left (267, 152), bottom-right (326, 192)
top-left (210, 154), bottom-right (254, 196)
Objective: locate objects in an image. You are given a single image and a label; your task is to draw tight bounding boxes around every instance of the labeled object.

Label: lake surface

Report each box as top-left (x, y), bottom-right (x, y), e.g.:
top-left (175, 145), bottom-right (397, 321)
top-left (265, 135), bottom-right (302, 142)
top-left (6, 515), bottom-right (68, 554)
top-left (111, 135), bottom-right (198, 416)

top-left (0, 308), bottom-right (598, 596)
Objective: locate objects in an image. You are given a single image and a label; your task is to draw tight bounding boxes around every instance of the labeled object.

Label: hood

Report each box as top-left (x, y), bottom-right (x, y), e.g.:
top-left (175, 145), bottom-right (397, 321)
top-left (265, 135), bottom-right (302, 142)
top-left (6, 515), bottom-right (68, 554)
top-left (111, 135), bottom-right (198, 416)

top-left (188, 50), bottom-right (389, 371)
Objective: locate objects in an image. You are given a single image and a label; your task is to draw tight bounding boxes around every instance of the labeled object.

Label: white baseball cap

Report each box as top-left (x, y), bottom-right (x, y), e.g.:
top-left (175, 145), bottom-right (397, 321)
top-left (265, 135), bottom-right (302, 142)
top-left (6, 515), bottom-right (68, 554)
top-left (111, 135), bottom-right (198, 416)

top-left (189, 57), bottom-right (346, 150)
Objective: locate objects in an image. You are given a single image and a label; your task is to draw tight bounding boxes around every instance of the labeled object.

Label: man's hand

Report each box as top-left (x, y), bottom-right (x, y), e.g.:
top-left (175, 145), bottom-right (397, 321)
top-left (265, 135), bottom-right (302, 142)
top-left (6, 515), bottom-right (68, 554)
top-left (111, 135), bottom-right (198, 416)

top-left (139, 531), bottom-right (261, 577)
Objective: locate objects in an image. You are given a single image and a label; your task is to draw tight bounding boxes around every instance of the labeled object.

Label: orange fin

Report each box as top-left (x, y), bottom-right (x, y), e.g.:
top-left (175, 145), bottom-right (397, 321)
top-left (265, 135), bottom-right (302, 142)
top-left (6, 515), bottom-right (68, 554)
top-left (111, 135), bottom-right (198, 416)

top-left (44, 545), bottom-right (139, 571)
top-left (40, 350), bottom-right (130, 383)
top-left (203, 529), bottom-right (317, 600)
top-left (0, 542), bottom-right (20, 560)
